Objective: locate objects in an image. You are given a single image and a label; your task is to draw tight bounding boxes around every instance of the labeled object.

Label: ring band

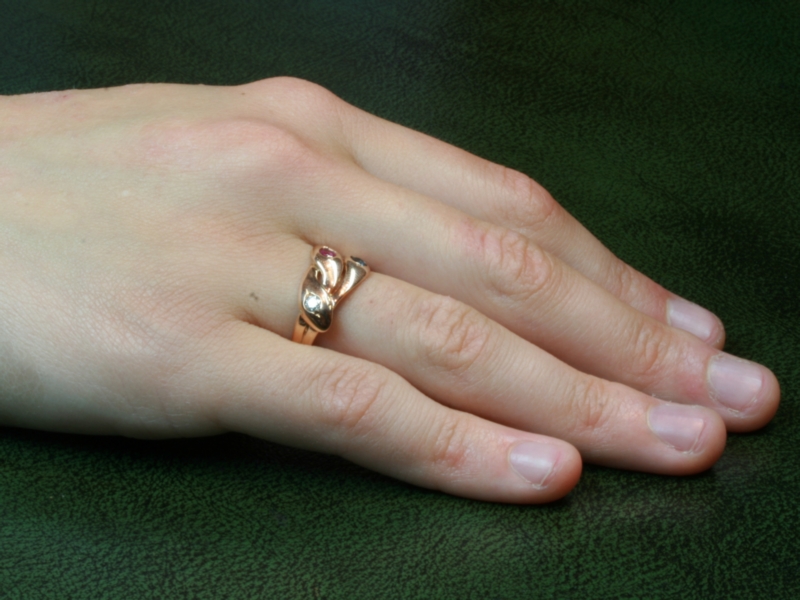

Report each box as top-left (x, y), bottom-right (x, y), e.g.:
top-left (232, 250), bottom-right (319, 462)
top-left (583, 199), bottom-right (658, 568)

top-left (292, 246), bottom-right (371, 345)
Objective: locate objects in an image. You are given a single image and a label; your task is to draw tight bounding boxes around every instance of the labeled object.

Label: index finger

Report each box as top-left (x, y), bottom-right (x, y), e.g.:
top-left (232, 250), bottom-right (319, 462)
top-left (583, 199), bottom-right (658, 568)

top-left (334, 100), bottom-right (725, 347)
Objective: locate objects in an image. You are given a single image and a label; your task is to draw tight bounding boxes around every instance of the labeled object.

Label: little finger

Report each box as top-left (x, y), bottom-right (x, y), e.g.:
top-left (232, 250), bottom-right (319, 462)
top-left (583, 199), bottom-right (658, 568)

top-left (194, 323), bottom-right (582, 504)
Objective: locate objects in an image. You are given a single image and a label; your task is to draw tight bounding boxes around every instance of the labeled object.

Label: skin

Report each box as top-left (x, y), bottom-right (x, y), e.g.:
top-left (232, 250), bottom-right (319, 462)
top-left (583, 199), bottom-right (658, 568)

top-left (0, 77), bottom-right (780, 503)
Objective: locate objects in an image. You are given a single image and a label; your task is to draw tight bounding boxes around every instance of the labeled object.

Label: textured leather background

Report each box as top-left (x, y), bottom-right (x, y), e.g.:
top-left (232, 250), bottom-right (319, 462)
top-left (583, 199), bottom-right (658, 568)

top-left (1, 1), bottom-right (798, 598)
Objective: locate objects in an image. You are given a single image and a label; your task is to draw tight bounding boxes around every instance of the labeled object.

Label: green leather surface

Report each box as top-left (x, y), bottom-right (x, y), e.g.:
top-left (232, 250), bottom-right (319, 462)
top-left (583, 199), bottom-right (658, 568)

top-left (1, 1), bottom-right (798, 597)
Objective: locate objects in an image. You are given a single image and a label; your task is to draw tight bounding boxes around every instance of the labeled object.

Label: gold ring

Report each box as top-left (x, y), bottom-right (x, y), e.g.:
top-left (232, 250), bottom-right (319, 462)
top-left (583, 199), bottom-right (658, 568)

top-left (292, 246), bottom-right (371, 345)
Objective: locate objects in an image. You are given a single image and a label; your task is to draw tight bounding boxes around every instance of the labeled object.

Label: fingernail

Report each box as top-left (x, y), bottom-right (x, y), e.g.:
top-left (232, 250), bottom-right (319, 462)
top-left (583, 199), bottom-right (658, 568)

top-left (708, 354), bottom-right (764, 412)
top-left (667, 298), bottom-right (720, 343)
top-left (648, 404), bottom-right (707, 453)
top-left (509, 441), bottom-right (560, 488)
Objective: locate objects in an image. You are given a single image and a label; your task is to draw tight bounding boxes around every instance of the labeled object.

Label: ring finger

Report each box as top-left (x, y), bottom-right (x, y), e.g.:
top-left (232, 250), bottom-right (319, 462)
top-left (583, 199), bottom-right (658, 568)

top-left (278, 158), bottom-right (779, 431)
top-left (257, 79), bottom-right (725, 347)
top-left (239, 239), bottom-right (727, 474)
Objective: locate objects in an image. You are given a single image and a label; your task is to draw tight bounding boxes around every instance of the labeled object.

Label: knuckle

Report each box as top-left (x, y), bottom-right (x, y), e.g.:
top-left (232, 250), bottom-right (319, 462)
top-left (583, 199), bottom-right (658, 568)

top-left (246, 77), bottom-right (347, 133)
top-left (254, 76), bottom-right (339, 108)
top-left (603, 258), bottom-right (639, 303)
top-left (471, 224), bottom-right (559, 304)
top-left (566, 377), bottom-right (617, 435)
top-left (248, 122), bottom-right (321, 174)
top-left (494, 166), bottom-right (563, 233)
top-left (212, 119), bottom-right (320, 174)
top-left (314, 361), bottom-right (389, 436)
top-left (628, 318), bottom-right (674, 384)
top-left (409, 295), bottom-right (493, 376)
top-left (427, 414), bottom-right (473, 473)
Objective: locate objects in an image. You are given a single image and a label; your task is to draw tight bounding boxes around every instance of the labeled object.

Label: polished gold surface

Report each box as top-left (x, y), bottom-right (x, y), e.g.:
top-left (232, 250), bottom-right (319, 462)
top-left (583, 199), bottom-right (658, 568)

top-left (292, 246), bottom-right (370, 345)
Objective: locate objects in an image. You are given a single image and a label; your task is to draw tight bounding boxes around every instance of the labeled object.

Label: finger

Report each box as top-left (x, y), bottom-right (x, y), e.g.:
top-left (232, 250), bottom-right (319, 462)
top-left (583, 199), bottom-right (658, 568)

top-left (237, 78), bottom-right (720, 344)
top-left (234, 240), bottom-right (725, 474)
top-left (191, 322), bottom-right (582, 504)
top-left (278, 167), bottom-right (778, 431)
top-left (334, 102), bottom-right (725, 346)
top-left (317, 276), bottom-right (728, 474)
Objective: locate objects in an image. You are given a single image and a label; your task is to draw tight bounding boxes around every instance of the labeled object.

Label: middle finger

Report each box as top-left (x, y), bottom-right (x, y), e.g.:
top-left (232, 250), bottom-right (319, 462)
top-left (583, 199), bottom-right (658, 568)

top-left (288, 159), bottom-right (779, 431)
top-left (237, 239), bottom-right (725, 474)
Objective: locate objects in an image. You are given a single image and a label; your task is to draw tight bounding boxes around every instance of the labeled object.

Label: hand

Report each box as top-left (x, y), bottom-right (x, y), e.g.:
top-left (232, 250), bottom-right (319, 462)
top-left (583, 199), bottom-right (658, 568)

top-left (0, 78), bottom-right (779, 503)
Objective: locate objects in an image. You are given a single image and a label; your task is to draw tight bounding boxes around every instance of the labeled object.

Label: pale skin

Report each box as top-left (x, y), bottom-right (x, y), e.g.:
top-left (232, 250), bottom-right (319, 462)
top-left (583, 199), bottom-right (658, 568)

top-left (0, 78), bottom-right (780, 503)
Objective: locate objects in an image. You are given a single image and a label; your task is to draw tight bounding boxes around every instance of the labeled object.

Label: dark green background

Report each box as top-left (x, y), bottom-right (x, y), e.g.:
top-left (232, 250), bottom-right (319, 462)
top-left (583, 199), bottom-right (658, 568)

top-left (1, 1), bottom-right (798, 598)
